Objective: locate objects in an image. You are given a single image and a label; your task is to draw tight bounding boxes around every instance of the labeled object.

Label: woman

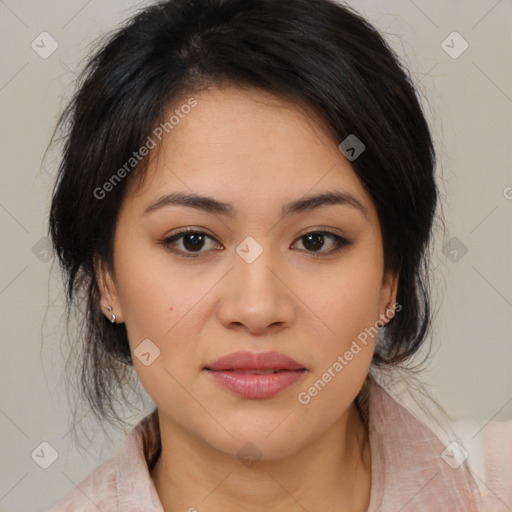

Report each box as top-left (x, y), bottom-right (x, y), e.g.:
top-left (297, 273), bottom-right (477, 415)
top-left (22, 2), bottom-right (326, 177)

top-left (47, 0), bottom-right (511, 510)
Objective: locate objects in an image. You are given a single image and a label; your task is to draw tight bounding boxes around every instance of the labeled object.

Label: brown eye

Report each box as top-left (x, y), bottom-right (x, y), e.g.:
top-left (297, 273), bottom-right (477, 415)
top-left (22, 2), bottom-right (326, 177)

top-left (301, 233), bottom-right (325, 252)
top-left (160, 229), bottom-right (222, 258)
top-left (292, 231), bottom-right (352, 255)
top-left (181, 232), bottom-right (206, 251)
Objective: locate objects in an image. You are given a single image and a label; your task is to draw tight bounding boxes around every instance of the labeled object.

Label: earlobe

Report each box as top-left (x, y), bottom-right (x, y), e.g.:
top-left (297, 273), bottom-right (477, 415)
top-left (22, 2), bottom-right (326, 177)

top-left (379, 271), bottom-right (399, 326)
top-left (94, 256), bottom-right (124, 324)
top-left (103, 304), bottom-right (117, 323)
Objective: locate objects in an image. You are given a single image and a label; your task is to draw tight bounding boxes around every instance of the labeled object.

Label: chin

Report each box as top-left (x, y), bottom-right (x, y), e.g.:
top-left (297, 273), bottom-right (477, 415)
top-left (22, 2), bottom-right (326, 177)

top-left (196, 414), bottom-right (310, 463)
top-left (211, 432), bottom-right (305, 463)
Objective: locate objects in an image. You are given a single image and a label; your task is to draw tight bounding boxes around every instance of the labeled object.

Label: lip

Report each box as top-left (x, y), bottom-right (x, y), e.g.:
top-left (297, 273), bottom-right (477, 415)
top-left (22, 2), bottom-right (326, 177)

top-left (204, 350), bottom-right (306, 372)
top-left (203, 351), bottom-right (307, 399)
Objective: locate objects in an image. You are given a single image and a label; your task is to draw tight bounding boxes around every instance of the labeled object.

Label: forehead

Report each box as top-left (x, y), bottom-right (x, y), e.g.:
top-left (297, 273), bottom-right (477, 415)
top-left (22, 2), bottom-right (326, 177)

top-left (124, 85), bottom-right (377, 221)
top-left (156, 85), bottom-right (338, 168)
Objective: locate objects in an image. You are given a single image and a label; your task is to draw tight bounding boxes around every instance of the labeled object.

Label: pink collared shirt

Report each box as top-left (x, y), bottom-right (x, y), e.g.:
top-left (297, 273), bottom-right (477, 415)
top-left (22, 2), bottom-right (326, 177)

top-left (49, 376), bottom-right (512, 511)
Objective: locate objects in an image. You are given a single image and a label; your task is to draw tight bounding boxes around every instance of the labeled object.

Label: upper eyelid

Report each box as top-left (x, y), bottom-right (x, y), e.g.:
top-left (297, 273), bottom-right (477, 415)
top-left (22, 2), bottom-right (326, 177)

top-left (166, 225), bottom-right (346, 237)
top-left (163, 228), bottom-right (347, 248)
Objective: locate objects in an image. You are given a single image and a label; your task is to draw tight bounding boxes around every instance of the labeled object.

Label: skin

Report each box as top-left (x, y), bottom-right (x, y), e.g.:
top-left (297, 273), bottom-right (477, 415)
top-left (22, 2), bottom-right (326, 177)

top-left (97, 84), bottom-right (398, 512)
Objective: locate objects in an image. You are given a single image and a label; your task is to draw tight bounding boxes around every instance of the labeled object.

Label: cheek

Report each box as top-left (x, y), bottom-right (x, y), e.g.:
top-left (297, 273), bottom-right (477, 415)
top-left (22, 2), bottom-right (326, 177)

top-left (296, 255), bottom-right (383, 348)
top-left (113, 235), bottom-right (203, 343)
top-left (113, 254), bottom-right (217, 406)
top-left (293, 266), bottom-right (380, 420)
top-left (291, 252), bottom-right (383, 402)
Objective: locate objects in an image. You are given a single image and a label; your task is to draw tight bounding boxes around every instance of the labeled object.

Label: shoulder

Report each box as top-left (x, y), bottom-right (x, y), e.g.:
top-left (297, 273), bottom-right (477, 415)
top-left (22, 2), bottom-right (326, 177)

top-left (481, 418), bottom-right (512, 510)
top-left (47, 455), bottom-right (120, 512)
top-left (450, 416), bottom-right (512, 511)
top-left (47, 409), bottom-right (162, 512)
top-left (365, 378), bottom-right (480, 510)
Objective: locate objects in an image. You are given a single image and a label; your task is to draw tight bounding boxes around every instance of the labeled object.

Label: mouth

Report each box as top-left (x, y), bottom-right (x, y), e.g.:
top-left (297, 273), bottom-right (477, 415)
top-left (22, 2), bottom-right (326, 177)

top-left (203, 351), bottom-right (307, 399)
top-left (203, 368), bottom-right (307, 399)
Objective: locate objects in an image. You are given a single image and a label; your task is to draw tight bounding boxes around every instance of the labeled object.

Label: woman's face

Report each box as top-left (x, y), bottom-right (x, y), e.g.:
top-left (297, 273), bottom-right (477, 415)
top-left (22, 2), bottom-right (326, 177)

top-left (98, 85), bottom-right (398, 460)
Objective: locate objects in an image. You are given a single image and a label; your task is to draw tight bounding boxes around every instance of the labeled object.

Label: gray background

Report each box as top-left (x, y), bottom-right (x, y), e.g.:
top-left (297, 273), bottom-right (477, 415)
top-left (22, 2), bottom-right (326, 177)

top-left (0, 0), bottom-right (510, 510)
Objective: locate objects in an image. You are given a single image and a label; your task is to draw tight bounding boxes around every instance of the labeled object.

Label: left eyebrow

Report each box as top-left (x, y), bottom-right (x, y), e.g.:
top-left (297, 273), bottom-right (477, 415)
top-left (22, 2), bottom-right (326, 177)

top-left (281, 191), bottom-right (368, 220)
top-left (143, 190), bottom-right (368, 220)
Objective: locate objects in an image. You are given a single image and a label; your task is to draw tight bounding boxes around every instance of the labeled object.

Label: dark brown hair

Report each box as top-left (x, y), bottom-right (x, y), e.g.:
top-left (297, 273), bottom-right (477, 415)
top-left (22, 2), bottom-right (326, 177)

top-left (48, 0), bottom-right (438, 428)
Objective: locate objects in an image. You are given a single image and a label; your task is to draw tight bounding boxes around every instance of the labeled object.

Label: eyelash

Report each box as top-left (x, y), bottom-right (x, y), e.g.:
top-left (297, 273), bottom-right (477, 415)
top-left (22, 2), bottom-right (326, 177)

top-left (159, 228), bottom-right (353, 259)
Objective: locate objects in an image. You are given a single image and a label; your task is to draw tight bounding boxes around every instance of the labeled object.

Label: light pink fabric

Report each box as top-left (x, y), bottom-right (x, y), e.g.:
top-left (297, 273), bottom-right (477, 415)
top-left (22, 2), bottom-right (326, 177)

top-left (49, 376), bottom-right (512, 511)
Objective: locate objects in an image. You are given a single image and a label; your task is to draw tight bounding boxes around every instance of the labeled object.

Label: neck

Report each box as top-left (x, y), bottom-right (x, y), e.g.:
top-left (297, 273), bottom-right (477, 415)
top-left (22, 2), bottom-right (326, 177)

top-left (151, 402), bottom-right (371, 512)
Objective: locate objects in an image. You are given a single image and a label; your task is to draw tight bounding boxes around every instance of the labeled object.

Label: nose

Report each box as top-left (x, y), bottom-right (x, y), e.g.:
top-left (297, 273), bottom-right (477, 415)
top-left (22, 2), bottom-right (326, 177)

top-left (215, 243), bottom-right (296, 335)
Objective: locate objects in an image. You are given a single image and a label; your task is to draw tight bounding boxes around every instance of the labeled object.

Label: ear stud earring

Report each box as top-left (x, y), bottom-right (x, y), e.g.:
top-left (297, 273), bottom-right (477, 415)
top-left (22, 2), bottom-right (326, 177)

top-left (104, 304), bottom-right (116, 323)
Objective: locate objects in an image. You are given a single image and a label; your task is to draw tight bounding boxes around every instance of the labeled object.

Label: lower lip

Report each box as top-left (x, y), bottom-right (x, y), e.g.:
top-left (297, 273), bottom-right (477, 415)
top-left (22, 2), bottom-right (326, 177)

top-left (204, 369), bottom-right (306, 399)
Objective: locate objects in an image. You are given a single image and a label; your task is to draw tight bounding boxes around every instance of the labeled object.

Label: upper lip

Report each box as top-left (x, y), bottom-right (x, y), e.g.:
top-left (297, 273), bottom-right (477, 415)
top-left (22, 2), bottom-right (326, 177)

top-left (204, 351), bottom-right (306, 371)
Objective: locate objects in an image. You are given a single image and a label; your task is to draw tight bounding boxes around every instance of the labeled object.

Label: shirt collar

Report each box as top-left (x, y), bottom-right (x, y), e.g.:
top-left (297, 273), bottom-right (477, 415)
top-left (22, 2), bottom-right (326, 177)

top-left (364, 373), bottom-right (479, 511)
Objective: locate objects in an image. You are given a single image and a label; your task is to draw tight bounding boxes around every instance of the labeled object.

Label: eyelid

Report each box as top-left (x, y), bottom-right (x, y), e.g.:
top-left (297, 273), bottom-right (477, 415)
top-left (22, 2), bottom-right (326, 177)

top-left (159, 227), bottom-right (352, 258)
top-left (293, 225), bottom-right (346, 239)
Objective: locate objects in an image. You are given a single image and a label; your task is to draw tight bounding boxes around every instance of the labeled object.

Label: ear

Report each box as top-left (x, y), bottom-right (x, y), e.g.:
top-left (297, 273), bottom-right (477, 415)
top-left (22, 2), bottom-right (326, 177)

top-left (94, 256), bottom-right (124, 324)
top-left (378, 270), bottom-right (399, 327)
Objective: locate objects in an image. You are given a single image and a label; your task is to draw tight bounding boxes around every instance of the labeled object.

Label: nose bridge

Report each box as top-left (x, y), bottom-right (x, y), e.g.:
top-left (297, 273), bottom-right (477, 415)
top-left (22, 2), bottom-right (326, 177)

top-left (233, 234), bottom-right (281, 300)
top-left (217, 234), bottom-right (295, 332)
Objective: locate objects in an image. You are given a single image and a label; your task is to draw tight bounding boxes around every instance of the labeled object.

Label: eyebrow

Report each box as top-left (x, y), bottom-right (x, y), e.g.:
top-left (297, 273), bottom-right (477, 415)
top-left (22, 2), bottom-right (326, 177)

top-left (143, 190), bottom-right (368, 219)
